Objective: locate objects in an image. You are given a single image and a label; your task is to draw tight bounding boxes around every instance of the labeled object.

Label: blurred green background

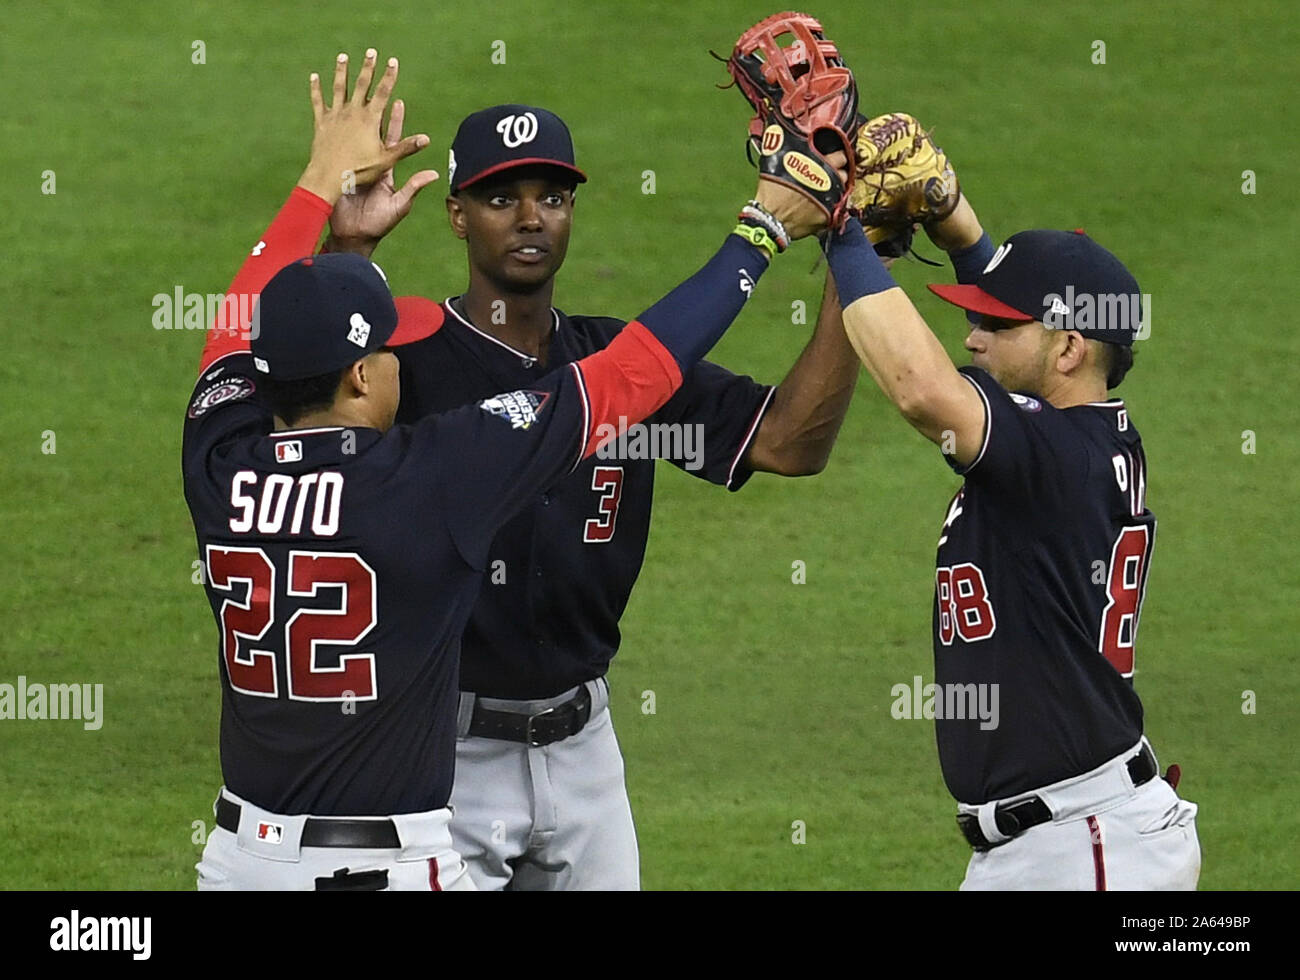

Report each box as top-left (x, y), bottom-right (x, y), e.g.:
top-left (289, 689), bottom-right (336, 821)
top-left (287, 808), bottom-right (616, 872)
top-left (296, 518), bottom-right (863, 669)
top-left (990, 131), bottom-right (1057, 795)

top-left (1, 0), bottom-right (1296, 889)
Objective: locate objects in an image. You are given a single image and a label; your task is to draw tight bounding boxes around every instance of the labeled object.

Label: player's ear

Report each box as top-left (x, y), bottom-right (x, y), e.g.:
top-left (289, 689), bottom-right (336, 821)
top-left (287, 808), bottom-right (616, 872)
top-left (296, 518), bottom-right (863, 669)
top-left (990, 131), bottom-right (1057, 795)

top-left (1058, 330), bottom-right (1090, 375)
top-left (342, 359), bottom-right (369, 398)
top-left (446, 194), bottom-right (468, 240)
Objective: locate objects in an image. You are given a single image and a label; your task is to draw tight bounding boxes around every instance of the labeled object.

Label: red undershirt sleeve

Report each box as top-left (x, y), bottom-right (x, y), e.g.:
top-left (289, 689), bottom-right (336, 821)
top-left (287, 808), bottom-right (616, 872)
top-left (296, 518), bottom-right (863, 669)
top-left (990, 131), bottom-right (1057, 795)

top-left (573, 320), bottom-right (684, 459)
top-left (197, 186), bottom-right (333, 375)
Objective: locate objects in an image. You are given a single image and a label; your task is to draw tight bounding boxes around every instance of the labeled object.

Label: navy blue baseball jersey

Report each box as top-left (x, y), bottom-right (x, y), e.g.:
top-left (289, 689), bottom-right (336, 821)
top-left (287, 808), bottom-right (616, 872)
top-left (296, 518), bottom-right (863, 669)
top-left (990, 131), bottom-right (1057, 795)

top-left (394, 299), bottom-right (773, 698)
top-left (183, 350), bottom-right (635, 815)
top-left (933, 366), bottom-right (1153, 804)
top-left (179, 187), bottom-right (760, 817)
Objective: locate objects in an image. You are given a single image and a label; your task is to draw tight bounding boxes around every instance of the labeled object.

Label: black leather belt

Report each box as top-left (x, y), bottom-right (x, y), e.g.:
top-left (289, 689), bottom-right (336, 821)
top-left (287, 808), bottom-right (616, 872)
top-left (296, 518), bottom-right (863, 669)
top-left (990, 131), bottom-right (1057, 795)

top-left (216, 795), bottom-right (401, 849)
top-left (467, 683), bottom-right (593, 746)
top-left (957, 743), bottom-right (1158, 851)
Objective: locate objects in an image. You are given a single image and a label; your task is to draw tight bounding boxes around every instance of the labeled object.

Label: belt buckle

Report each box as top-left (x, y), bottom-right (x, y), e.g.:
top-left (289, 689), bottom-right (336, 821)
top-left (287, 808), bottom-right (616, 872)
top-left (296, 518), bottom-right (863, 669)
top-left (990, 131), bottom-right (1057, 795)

top-left (525, 705), bottom-right (558, 746)
top-left (955, 813), bottom-right (990, 851)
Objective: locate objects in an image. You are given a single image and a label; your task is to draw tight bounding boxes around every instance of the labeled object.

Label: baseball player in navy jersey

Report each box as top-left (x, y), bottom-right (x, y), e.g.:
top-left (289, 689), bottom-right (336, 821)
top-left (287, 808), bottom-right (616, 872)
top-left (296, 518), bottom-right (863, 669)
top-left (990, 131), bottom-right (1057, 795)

top-left (323, 101), bottom-right (863, 890)
top-left (821, 186), bottom-right (1201, 889)
top-left (184, 50), bottom-right (832, 890)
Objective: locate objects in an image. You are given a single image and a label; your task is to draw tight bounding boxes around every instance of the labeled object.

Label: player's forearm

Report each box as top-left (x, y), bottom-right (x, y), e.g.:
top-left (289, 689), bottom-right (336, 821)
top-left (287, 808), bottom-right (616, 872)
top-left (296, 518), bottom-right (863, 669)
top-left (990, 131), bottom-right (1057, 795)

top-left (747, 272), bottom-right (860, 475)
top-left (635, 234), bottom-right (771, 372)
top-left (575, 234), bottom-right (771, 459)
top-left (925, 194), bottom-right (985, 253)
top-left (197, 187), bottom-right (333, 374)
top-left (826, 220), bottom-right (969, 443)
top-left (924, 195), bottom-right (996, 327)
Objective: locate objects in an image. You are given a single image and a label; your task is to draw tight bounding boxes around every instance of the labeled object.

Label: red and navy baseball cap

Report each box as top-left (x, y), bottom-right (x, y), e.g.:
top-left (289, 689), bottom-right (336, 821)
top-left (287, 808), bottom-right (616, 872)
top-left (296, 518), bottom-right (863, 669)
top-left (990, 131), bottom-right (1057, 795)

top-left (250, 253), bottom-right (425, 380)
top-left (447, 104), bottom-right (588, 193)
top-left (929, 230), bottom-right (1145, 345)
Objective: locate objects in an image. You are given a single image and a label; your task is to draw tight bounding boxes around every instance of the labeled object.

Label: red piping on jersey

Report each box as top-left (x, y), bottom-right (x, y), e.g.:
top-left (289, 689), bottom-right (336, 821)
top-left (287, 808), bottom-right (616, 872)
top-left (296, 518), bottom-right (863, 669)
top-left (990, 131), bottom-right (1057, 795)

top-left (197, 187), bottom-right (334, 376)
top-left (575, 320), bottom-right (683, 459)
top-left (569, 363), bottom-right (592, 472)
top-left (428, 857), bottom-right (442, 891)
top-left (1087, 815), bottom-right (1107, 890)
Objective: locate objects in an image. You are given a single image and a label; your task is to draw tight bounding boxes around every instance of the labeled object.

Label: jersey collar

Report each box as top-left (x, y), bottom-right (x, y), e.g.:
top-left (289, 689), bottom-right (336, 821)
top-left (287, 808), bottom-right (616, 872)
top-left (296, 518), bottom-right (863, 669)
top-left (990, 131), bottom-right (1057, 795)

top-left (443, 298), bottom-right (559, 368)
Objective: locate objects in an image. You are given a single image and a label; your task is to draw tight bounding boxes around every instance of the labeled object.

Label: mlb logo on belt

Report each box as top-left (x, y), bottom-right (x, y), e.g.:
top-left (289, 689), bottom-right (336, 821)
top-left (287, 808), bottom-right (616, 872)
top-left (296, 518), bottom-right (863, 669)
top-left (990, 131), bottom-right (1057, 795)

top-left (275, 440), bottom-right (303, 464)
top-left (257, 822), bottom-right (283, 844)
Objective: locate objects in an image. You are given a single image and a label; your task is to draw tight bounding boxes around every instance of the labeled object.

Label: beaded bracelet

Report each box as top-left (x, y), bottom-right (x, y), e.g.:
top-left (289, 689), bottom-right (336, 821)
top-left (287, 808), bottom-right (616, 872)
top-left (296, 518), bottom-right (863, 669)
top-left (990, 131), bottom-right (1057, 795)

top-left (740, 200), bottom-right (790, 251)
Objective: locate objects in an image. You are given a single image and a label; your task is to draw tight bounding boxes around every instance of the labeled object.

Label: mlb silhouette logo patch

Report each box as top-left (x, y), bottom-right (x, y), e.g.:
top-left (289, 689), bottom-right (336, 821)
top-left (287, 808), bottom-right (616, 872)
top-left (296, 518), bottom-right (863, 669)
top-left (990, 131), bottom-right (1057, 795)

top-left (257, 822), bottom-right (283, 844)
top-left (275, 440), bottom-right (302, 464)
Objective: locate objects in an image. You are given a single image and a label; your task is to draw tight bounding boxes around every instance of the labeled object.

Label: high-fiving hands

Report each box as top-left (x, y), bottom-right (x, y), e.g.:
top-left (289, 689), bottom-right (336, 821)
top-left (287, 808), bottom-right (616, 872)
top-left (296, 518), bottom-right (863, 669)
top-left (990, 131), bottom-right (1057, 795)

top-left (297, 49), bottom-right (438, 218)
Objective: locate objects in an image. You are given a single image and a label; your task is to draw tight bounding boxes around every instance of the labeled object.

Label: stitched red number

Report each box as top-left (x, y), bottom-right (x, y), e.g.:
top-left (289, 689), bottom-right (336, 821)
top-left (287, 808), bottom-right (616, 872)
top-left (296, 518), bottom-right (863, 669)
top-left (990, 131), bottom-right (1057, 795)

top-left (206, 546), bottom-right (278, 697)
top-left (1098, 526), bottom-right (1151, 677)
top-left (286, 551), bottom-right (378, 701)
top-left (205, 547), bottom-right (377, 701)
top-left (936, 562), bottom-right (997, 645)
top-left (583, 466), bottom-right (624, 543)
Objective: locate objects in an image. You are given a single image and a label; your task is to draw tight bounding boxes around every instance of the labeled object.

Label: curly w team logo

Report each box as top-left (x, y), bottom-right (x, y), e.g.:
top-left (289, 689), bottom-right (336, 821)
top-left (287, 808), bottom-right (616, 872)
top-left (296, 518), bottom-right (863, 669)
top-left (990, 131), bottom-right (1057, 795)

top-left (188, 376), bottom-right (255, 418)
top-left (496, 112), bottom-right (539, 147)
top-left (478, 390), bottom-right (550, 430)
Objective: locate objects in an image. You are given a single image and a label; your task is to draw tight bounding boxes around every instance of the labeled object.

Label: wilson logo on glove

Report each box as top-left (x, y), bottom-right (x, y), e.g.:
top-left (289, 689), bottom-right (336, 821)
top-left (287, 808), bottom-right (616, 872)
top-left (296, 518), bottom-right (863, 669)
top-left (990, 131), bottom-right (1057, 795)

top-left (719, 11), bottom-right (858, 229)
top-left (782, 151), bottom-right (830, 191)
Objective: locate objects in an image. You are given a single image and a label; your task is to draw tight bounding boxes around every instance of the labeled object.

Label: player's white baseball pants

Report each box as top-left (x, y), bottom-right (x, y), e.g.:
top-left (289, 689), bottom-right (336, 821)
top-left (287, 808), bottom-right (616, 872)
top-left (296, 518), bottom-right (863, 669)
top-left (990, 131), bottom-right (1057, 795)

top-left (957, 738), bottom-right (1201, 890)
top-left (449, 677), bottom-right (640, 890)
top-left (196, 788), bottom-right (475, 891)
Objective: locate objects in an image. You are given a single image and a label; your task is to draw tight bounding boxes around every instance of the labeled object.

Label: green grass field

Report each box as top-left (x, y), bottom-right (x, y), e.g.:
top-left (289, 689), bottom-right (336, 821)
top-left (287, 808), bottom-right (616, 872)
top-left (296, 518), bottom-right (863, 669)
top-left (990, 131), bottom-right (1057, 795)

top-left (1, 0), bottom-right (1297, 890)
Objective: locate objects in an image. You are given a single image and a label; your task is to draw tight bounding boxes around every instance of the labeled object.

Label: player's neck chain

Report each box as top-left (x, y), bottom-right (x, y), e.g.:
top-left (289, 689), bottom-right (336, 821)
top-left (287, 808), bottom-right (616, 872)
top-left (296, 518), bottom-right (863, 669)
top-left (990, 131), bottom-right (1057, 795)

top-left (448, 296), bottom-right (557, 369)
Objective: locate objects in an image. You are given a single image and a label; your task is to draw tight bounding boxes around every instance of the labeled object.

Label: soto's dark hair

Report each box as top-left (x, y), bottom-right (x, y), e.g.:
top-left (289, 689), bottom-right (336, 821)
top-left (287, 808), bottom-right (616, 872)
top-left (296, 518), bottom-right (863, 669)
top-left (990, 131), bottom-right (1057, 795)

top-left (261, 368), bottom-right (346, 425)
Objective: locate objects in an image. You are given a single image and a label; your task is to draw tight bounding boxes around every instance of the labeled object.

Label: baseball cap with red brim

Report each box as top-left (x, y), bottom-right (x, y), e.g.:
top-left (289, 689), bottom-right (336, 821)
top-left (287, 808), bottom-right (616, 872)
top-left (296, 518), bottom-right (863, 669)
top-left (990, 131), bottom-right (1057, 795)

top-left (448, 104), bottom-right (588, 193)
top-left (928, 229), bottom-right (1143, 344)
top-left (250, 253), bottom-right (439, 380)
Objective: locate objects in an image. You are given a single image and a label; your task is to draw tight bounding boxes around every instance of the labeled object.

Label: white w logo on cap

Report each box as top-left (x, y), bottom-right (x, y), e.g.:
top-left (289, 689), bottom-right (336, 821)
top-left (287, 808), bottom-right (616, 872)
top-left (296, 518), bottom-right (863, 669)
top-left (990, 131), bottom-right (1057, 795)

top-left (496, 112), bottom-right (539, 148)
top-left (983, 242), bottom-right (1012, 274)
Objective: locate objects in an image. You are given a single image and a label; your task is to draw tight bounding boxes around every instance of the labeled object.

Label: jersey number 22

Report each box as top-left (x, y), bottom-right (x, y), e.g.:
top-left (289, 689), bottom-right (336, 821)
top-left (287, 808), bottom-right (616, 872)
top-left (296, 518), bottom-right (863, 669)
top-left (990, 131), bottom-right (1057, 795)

top-left (205, 546), bottom-right (378, 702)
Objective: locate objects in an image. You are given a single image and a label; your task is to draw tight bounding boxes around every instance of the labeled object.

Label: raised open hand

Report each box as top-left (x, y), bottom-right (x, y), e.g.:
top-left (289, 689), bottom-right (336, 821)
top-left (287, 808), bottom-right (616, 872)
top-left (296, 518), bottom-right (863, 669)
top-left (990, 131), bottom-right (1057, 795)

top-left (297, 49), bottom-right (436, 208)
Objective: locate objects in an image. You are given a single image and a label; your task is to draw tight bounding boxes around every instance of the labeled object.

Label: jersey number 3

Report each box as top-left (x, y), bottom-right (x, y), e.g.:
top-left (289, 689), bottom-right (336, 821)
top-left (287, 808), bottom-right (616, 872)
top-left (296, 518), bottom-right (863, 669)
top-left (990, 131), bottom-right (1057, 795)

top-left (583, 466), bottom-right (624, 543)
top-left (205, 546), bottom-right (378, 701)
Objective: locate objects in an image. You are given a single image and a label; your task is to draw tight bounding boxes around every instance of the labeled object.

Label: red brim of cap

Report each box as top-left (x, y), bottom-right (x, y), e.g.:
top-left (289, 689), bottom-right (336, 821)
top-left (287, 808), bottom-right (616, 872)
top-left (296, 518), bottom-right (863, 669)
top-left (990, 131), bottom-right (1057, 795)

top-left (386, 296), bottom-right (446, 347)
top-left (457, 158), bottom-right (588, 190)
top-left (927, 284), bottom-right (1034, 321)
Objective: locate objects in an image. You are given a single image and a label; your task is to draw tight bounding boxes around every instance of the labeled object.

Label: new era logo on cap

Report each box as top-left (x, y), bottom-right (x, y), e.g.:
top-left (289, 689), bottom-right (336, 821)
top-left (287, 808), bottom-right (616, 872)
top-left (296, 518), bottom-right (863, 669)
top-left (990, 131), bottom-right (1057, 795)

top-left (449, 104), bottom-right (588, 193)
